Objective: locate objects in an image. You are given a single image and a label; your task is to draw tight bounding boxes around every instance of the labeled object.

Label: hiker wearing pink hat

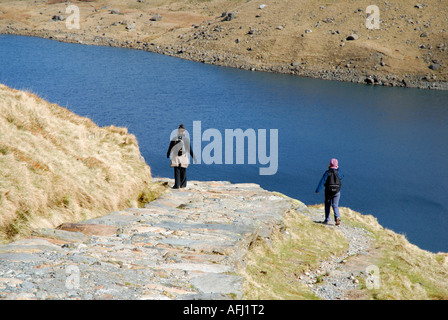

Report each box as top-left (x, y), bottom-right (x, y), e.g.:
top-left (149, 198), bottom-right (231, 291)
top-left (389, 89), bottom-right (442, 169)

top-left (329, 158), bottom-right (338, 169)
top-left (315, 158), bottom-right (344, 225)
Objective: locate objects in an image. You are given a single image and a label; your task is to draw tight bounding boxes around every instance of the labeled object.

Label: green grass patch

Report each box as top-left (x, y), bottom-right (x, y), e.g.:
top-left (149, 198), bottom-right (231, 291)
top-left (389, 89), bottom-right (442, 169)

top-left (242, 207), bottom-right (348, 299)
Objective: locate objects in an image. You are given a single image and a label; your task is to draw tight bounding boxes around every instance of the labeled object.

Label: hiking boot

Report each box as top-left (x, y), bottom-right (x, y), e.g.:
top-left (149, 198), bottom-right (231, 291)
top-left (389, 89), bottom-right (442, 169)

top-left (335, 218), bottom-right (341, 226)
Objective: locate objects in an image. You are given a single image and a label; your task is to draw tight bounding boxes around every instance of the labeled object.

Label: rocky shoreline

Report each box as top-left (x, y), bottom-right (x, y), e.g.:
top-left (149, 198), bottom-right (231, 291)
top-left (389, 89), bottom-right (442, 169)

top-left (0, 178), bottom-right (377, 300)
top-left (2, 25), bottom-right (447, 91)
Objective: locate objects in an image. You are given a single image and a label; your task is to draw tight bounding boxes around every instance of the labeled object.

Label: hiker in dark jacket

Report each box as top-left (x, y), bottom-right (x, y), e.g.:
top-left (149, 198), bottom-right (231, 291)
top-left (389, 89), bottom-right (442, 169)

top-left (167, 124), bottom-right (196, 189)
top-left (315, 158), bottom-right (344, 225)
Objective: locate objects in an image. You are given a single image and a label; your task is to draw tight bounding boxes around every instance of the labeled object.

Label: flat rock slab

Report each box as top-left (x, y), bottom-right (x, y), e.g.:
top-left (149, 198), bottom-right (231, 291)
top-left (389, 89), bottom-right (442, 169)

top-left (190, 273), bottom-right (244, 296)
top-left (0, 179), bottom-right (296, 300)
top-left (0, 239), bottom-right (62, 254)
top-left (57, 223), bottom-right (117, 236)
top-left (31, 228), bottom-right (89, 243)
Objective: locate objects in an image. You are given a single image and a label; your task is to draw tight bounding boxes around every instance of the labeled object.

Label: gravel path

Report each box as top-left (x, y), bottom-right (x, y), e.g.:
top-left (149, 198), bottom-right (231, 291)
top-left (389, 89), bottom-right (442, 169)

top-left (298, 207), bottom-right (375, 300)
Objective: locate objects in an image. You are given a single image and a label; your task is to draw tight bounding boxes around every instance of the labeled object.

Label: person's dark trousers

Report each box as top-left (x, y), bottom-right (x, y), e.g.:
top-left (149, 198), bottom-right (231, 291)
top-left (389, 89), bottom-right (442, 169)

top-left (324, 191), bottom-right (341, 223)
top-left (173, 165), bottom-right (187, 188)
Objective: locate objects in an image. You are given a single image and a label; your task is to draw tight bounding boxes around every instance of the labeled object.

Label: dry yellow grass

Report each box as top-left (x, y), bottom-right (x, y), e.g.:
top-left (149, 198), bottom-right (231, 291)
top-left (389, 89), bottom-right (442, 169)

top-left (339, 207), bottom-right (448, 300)
top-left (0, 83), bottom-right (164, 242)
top-left (242, 200), bottom-right (349, 300)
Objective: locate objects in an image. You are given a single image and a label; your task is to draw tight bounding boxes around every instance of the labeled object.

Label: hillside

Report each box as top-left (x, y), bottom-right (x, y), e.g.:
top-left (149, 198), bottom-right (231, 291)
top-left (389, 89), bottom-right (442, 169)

top-left (0, 0), bottom-right (447, 89)
top-left (0, 83), bottom-right (163, 242)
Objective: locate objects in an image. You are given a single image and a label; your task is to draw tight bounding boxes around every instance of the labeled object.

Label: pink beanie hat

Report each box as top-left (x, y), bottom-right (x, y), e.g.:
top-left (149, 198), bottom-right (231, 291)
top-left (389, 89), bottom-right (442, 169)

top-left (329, 158), bottom-right (339, 169)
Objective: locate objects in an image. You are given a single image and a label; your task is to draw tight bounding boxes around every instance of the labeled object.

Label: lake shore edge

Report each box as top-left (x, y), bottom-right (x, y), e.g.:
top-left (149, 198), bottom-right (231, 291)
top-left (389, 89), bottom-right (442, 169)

top-left (2, 26), bottom-right (448, 91)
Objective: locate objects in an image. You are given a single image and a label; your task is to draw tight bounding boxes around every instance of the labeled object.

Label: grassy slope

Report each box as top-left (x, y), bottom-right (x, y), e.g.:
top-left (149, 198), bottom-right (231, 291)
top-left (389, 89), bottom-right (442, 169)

top-left (242, 203), bottom-right (348, 299)
top-left (342, 206), bottom-right (448, 300)
top-left (0, 83), bottom-right (165, 242)
top-left (243, 196), bottom-right (448, 300)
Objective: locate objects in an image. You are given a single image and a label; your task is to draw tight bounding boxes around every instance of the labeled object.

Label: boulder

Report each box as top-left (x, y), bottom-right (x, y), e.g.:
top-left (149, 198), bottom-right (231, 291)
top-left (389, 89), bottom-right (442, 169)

top-left (365, 77), bottom-right (374, 84)
top-left (52, 15), bottom-right (65, 21)
top-left (223, 11), bottom-right (237, 21)
top-left (150, 14), bottom-right (162, 21)
top-left (126, 23), bottom-right (136, 30)
top-left (346, 34), bottom-right (359, 40)
top-left (429, 63), bottom-right (442, 71)
top-left (248, 27), bottom-right (257, 35)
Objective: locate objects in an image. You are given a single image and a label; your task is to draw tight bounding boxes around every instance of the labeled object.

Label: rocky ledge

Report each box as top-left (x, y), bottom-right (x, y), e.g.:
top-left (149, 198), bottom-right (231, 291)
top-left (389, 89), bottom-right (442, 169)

top-left (0, 179), bottom-right (296, 300)
top-left (0, 178), bottom-right (380, 300)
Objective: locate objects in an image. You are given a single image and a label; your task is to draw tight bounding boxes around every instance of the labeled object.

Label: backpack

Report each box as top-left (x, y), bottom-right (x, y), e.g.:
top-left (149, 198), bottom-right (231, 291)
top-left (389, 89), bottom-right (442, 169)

top-left (325, 170), bottom-right (341, 195)
top-left (174, 136), bottom-right (185, 156)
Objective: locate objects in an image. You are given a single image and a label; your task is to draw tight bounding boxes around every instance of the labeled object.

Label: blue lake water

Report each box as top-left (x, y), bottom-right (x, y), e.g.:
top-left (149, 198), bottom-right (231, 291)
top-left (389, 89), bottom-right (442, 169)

top-left (1, 34), bottom-right (448, 253)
